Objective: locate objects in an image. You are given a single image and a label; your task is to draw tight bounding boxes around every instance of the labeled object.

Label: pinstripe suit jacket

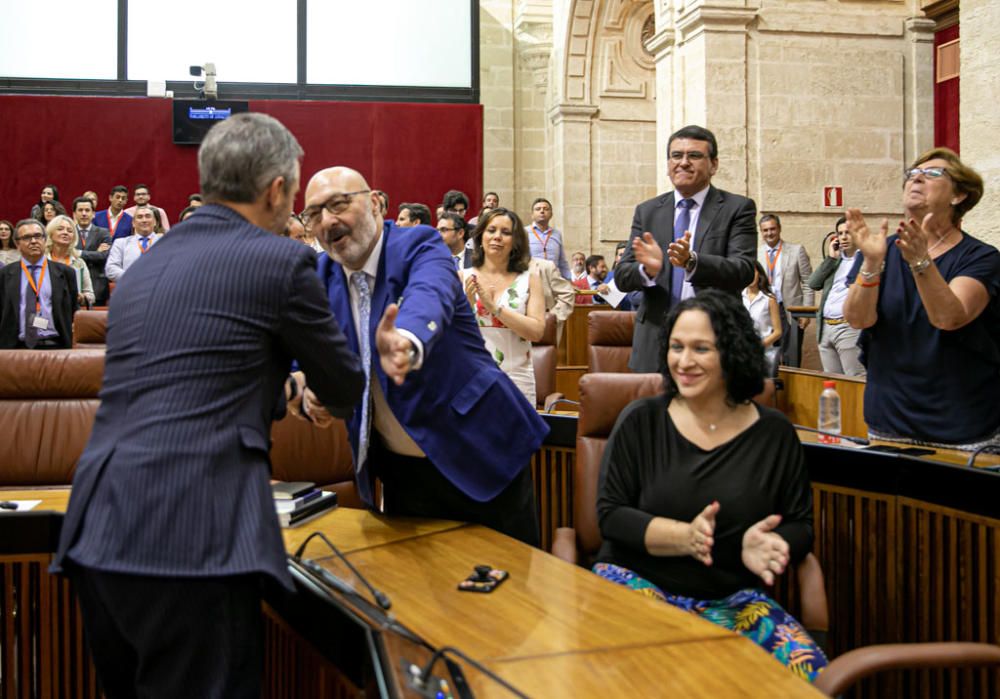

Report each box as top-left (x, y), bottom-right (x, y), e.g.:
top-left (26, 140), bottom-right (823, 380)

top-left (53, 205), bottom-right (364, 589)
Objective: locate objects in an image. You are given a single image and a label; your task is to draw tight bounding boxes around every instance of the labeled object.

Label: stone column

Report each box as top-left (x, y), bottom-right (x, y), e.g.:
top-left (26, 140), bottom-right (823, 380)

top-left (548, 103), bottom-right (599, 254)
top-left (480, 0), bottom-right (517, 204)
top-left (514, 1), bottom-right (554, 215)
top-left (960, 0), bottom-right (1000, 246)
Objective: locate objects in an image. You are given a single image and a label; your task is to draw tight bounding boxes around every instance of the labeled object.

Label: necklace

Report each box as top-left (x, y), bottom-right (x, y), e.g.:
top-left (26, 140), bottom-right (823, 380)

top-left (926, 230), bottom-right (953, 256)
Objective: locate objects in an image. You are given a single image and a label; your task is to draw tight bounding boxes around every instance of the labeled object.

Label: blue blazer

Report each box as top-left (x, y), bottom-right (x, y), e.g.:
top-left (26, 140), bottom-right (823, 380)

top-left (53, 205), bottom-right (364, 589)
top-left (93, 209), bottom-right (134, 240)
top-left (317, 223), bottom-right (549, 502)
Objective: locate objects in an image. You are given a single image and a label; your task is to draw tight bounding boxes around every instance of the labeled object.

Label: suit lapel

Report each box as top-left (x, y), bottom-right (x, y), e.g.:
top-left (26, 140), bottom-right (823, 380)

top-left (4, 266), bottom-right (19, 318)
top-left (321, 256), bottom-right (359, 354)
top-left (655, 192), bottom-right (676, 247)
top-left (694, 186), bottom-right (722, 253)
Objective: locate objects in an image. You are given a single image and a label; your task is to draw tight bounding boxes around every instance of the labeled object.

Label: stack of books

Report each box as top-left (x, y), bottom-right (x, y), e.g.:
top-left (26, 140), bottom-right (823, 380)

top-left (272, 481), bottom-right (338, 528)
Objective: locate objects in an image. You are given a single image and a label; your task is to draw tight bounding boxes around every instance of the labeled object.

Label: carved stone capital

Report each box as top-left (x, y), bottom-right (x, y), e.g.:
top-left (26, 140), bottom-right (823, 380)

top-left (644, 25), bottom-right (675, 60)
top-left (676, 4), bottom-right (759, 42)
top-left (548, 102), bottom-right (600, 126)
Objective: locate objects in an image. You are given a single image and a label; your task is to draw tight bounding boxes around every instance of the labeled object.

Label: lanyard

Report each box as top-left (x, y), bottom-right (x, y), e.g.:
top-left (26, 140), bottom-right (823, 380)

top-left (21, 258), bottom-right (47, 312)
top-left (765, 242), bottom-right (782, 284)
top-left (136, 237), bottom-right (152, 255)
top-left (531, 225), bottom-right (554, 258)
top-left (107, 209), bottom-right (123, 237)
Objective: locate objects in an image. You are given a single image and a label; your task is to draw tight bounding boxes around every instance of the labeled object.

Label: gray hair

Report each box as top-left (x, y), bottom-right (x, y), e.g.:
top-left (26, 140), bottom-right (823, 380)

top-left (197, 113), bottom-right (303, 204)
top-left (14, 218), bottom-right (44, 238)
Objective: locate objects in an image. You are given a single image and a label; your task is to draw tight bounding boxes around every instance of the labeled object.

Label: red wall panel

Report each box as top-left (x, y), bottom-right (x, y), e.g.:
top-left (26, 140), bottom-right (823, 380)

top-left (933, 24), bottom-right (960, 154)
top-left (0, 95), bottom-right (483, 224)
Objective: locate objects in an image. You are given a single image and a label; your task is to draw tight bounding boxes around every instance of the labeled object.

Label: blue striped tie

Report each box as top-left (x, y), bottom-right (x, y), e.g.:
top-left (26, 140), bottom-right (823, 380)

top-left (351, 272), bottom-right (375, 507)
top-left (672, 199), bottom-right (694, 302)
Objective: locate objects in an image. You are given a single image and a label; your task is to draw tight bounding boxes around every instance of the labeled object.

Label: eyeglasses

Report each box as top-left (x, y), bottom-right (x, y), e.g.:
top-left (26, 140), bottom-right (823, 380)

top-left (669, 150), bottom-right (709, 162)
top-left (16, 233), bottom-right (45, 242)
top-left (904, 167), bottom-right (948, 181)
top-left (301, 190), bottom-right (370, 230)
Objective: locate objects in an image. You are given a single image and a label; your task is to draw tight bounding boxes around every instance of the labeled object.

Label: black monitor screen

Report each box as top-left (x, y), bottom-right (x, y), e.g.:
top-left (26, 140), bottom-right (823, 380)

top-left (172, 99), bottom-right (250, 145)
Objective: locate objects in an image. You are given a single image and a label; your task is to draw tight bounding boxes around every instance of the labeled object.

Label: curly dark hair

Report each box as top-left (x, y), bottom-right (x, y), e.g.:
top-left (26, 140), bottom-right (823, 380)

top-left (660, 289), bottom-right (765, 405)
top-left (469, 207), bottom-right (530, 273)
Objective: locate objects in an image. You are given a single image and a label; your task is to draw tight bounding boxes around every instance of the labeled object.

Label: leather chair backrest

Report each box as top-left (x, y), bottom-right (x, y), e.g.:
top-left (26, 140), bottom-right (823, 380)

top-left (72, 310), bottom-right (108, 348)
top-left (531, 314), bottom-right (558, 408)
top-left (587, 311), bottom-right (635, 373)
top-left (575, 371), bottom-right (664, 556)
top-left (0, 350), bottom-right (104, 485)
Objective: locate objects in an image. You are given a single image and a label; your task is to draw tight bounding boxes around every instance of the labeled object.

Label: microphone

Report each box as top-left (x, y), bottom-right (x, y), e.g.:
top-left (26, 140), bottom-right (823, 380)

top-left (293, 531), bottom-right (392, 610)
top-left (793, 424), bottom-right (870, 446)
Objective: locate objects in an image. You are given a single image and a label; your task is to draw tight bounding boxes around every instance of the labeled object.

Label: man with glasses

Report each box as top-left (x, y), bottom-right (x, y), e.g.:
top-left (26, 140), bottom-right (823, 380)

top-left (124, 184), bottom-right (171, 232)
top-left (614, 124), bottom-right (756, 372)
top-left (0, 219), bottom-right (79, 348)
top-left (299, 166), bottom-right (547, 546)
top-left (436, 211), bottom-right (469, 270)
top-left (105, 205), bottom-right (162, 283)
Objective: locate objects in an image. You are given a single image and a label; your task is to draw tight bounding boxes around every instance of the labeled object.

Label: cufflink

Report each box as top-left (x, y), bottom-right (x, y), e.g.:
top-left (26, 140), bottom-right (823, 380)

top-left (427, 320), bottom-right (437, 332)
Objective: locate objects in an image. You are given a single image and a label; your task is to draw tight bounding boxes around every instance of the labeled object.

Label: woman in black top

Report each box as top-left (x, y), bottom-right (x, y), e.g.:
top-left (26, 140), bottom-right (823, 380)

top-left (594, 290), bottom-right (826, 682)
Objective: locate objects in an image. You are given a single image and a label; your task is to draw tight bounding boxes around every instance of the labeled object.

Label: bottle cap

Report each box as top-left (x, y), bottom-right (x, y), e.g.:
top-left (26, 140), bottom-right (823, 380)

top-left (823, 380), bottom-right (836, 389)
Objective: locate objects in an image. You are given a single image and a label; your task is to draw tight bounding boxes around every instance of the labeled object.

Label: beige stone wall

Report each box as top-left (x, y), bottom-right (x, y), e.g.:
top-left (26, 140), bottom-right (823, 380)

top-left (959, 0), bottom-right (1000, 247)
top-left (480, 1), bottom-right (516, 209)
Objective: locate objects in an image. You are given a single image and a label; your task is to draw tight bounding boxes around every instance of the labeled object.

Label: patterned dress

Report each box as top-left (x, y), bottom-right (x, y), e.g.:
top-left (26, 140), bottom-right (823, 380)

top-left (464, 269), bottom-right (536, 406)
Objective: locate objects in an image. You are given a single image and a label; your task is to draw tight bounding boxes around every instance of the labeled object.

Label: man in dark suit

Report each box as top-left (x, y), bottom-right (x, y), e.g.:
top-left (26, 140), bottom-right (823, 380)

top-left (301, 166), bottom-right (548, 546)
top-left (93, 185), bottom-right (133, 241)
top-left (615, 125), bottom-right (757, 372)
top-left (72, 196), bottom-right (112, 305)
top-left (52, 114), bottom-right (365, 697)
top-left (0, 219), bottom-right (78, 348)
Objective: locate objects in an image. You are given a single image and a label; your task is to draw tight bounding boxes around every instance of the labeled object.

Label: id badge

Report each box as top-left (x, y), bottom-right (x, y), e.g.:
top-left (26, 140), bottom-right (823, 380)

top-left (30, 314), bottom-right (49, 330)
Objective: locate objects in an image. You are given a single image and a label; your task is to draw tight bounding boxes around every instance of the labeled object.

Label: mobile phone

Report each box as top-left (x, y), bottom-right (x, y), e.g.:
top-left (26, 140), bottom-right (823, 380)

top-left (457, 565), bottom-right (508, 593)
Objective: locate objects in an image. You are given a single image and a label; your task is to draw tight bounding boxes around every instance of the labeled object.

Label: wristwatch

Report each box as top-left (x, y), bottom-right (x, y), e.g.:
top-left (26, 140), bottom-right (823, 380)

top-left (909, 257), bottom-right (932, 275)
top-left (684, 251), bottom-right (698, 273)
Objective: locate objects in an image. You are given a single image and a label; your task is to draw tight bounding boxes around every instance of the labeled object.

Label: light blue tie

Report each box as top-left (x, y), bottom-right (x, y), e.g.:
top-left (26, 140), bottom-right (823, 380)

top-left (672, 199), bottom-right (693, 303)
top-left (351, 272), bottom-right (375, 507)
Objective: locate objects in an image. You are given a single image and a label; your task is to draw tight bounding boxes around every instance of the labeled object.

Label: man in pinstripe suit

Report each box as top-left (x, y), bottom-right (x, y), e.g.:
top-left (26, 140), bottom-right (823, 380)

top-left (52, 114), bottom-right (364, 698)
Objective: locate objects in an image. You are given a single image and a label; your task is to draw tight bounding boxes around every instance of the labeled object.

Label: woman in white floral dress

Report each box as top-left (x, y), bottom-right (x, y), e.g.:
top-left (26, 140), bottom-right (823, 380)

top-left (463, 207), bottom-right (546, 406)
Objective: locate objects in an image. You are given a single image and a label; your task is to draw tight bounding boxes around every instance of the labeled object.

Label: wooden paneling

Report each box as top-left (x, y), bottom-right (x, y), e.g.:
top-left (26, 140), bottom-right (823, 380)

top-left (563, 305), bottom-right (601, 366)
top-left (555, 365), bottom-right (587, 401)
top-left (530, 446), bottom-right (574, 551)
top-left (778, 367), bottom-right (867, 438)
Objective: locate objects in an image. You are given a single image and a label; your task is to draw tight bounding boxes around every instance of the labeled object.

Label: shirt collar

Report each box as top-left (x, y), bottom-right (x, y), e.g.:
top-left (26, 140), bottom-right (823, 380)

top-left (675, 185), bottom-right (710, 209)
top-left (348, 225), bottom-right (386, 282)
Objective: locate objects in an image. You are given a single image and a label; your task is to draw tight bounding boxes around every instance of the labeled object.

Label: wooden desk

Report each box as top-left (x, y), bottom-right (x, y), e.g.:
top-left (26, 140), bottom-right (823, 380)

top-left (295, 509), bottom-right (820, 698)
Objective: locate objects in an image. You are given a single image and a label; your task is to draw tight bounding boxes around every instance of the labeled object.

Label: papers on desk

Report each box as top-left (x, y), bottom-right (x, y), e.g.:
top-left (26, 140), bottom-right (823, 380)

top-left (0, 500), bottom-right (42, 512)
top-left (601, 279), bottom-right (628, 308)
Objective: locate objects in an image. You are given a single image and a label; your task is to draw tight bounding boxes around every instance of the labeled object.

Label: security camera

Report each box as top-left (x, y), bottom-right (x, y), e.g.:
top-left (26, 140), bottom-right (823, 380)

top-left (190, 63), bottom-right (218, 100)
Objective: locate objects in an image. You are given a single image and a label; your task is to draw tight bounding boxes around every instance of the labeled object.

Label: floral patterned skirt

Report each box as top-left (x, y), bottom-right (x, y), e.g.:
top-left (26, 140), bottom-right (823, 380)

top-left (593, 562), bottom-right (828, 683)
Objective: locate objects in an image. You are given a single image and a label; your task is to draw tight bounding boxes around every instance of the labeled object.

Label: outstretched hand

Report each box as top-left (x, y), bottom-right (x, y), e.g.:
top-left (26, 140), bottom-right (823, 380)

top-left (376, 303), bottom-right (414, 386)
top-left (632, 232), bottom-right (665, 278)
top-left (896, 212), bottom-right (937, 266)
top-left (741, 514), bottom-right (790, 586)
top-left (667, 231), bottom-right (693, 269)
top-left (845, 208), bottom-right (888, 263)
top-left (689, 501), bottom-right (720, 566)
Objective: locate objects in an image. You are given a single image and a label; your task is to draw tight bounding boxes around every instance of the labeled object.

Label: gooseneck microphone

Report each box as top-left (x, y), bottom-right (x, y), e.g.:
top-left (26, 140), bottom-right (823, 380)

top-left (293, 531), bottom-right (392, 609)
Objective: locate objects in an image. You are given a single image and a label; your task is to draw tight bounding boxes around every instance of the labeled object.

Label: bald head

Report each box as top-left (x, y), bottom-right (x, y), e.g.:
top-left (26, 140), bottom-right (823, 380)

top-left (302, 165), bottom-right (381, 270)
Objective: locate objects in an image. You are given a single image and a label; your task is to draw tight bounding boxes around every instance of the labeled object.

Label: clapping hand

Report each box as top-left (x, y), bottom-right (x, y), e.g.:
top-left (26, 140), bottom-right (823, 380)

top-left (689, 501), bottom-right (720, 566)
top-left (376, 303), bottom-right (414, 386)
top-left (667, 231), bottom-right (693, 269)
top-left (741, 514), bottom-right (790, 586)
top-left (632, 232), bottom-right (665, 278)
top-left (845, 208), bottom-right (888, 263)
top-left (896, 212), bottom-right (937, 266)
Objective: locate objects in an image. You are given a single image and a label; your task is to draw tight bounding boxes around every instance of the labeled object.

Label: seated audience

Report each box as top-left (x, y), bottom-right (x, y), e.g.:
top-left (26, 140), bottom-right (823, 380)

top-left (284, 214), bottom-right (311, 246)
top-left (124, 184), bottom-right (171, 232)
top-left (396, 203), bottom-right (432, 227)
top-left (742, 261), bottom-right (782, 376)
top-left (572, 254), bottom-right (610, 305)
top-left (607, 241), bottom-right (642, 311)
top-left (105, 205), bottom-right (161, 282)
top-left (469, 191), bottom-right (499, 226)
top-left (94, 185), bottom-right (133, 240)
top-left (187, 193), bottom-right (204, 208)
top-left (0, 220), bottom-right (19, 265)
top-left (808, 217), bottom-right (864, 376)
top-left (46, 215), bottom-right (95, 307)
top-left (82, 191), bottom-right (100, 211)
top-left (570, 251), bottom-right (586, 281)
top-left (373, 189), bottom-right (389, 218)
top-left (0, 219), bottom-right (79, 348)
top-left (29, 184), bottom-right (59, 219)
top-left (73, 196), bottom-right (111, 306)
top-left (37, 200), bottom-right (68, 227)
top-left (463, 207), bottom-right (545, 405)
top-left (594, 290), bottom-right (827, 682)
top-left (442, 189), bottom-right (470, 219)
top-left (177, 205), bottom-right (198, 223)
top-left (844, 147), bottom-right (1000, 450)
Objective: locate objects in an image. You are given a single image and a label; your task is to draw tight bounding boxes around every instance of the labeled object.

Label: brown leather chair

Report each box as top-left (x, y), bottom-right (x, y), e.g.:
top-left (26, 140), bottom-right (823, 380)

top-left (0, 349), bottom-right (360, 504)
top-left (587, 311), bottom-right (634, 373)
top-left (530, 313), bottom-right (564, 411)
top-left (72, 310), bottom-right (108, 348)
top-left (555, 372), bottom-right (1000, 696)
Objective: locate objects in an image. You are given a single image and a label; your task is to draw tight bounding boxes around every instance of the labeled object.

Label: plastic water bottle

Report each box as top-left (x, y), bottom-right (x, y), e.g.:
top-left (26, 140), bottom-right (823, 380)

top-left (818, 380), bottom-right (842, 444)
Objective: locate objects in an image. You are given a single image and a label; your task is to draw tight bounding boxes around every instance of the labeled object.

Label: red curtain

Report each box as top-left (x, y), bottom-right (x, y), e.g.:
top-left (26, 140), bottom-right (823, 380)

top-left (933, 24), bottom-right (959, 153)
top-left (0, 95), bottom-right (482, 223)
